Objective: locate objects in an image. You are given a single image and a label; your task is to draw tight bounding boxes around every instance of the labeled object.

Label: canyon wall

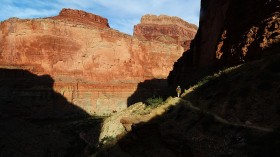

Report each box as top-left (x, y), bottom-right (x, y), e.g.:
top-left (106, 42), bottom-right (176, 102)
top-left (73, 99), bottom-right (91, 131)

top-left (134, 14), bottom-right (197, 50)
top-left (169, 0), bottom-right (280, 87)
top-left (0, 9), bottom-right (196, 116)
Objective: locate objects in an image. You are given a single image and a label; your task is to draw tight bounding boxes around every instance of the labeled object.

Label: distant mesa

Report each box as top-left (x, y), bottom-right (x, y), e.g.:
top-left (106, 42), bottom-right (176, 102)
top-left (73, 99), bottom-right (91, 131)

top-left (51, 8), bottom-right (110, 28)
top-left (139, 14), bottom-right (197, 30)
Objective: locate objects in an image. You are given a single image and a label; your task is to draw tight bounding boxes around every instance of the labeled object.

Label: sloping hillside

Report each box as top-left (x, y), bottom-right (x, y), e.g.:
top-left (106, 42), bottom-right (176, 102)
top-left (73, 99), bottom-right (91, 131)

top-left (183, 47), bottom-right (280, 130)
top-left (95, 48), bottom-right (280, 157)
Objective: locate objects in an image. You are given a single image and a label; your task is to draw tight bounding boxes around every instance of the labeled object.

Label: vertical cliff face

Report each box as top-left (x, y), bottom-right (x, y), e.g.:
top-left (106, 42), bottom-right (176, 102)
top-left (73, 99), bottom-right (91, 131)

top-left (169, 0), bottom-right (280, 86)
top-left (134, 14), bottom-right (197, 51)
top-left (0, 9), bottom-right (188, 116)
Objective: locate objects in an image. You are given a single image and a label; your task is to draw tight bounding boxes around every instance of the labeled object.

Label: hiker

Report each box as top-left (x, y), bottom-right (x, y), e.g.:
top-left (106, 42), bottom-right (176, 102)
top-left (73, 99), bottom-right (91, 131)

top-left (176, 85), bottom-right (181, 97)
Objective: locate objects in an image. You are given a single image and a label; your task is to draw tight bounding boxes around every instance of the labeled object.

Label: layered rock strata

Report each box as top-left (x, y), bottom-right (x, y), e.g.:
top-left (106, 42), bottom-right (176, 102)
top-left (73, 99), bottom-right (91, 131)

top-left (0, 9), bottom-right (191, 116)
top-left (134, 14), bottom-right (197, 50)
top-left (51, 8), bottom-right (110, 28)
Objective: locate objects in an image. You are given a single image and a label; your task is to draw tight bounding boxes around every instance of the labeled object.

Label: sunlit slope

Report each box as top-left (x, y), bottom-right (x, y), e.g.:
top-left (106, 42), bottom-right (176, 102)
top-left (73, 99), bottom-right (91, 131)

top-left (96, 49), bottom-right (280, 157)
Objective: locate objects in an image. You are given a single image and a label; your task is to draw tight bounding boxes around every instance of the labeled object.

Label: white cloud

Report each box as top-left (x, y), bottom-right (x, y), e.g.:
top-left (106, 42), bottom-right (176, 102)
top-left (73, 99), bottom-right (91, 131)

top-left (0, 0), bottom-right (201, 34)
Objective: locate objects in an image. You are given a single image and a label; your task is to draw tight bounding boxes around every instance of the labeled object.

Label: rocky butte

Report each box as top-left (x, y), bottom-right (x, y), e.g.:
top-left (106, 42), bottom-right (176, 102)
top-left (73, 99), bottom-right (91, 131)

top-left (0, 8), bottom-right (197, 116)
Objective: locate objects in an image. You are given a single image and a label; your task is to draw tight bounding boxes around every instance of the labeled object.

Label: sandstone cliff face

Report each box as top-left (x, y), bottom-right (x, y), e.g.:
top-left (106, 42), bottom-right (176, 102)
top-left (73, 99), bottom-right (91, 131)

top-left (134, 14), bottom-right (197, 50)
top-left (169, 0), bottom-right (280, 86)
top-left (0, 9), bottom-right (185, 116)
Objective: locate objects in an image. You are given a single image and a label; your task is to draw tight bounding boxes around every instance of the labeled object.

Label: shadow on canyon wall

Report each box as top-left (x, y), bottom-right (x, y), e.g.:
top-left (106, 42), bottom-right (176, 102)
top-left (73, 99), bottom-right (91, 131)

top-left (127, 41), bottom-right (218, 107)
top-left (127, 79), bottom-right (175, 106)
top-left (168, 40), bottom-right (219, 91)
top-left (0, 68), bottom-right (102, 157)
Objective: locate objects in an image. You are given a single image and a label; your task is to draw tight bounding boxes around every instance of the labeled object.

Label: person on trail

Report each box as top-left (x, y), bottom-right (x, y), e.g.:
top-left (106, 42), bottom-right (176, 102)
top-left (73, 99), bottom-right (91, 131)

top-left (176, 85), bottom-right (181, 97)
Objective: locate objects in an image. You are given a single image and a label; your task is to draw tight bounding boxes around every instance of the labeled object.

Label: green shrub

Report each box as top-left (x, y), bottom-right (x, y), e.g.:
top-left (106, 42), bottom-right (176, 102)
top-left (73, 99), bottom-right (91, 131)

top-left (145, 96), bottom-right (163, 108)
top-left (100, 136), bottom-right (114, 144)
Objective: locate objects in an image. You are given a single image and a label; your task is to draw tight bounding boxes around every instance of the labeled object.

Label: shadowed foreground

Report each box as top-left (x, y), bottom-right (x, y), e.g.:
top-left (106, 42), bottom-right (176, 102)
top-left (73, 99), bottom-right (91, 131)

top-left (0, 68), bottom-right (102, 157)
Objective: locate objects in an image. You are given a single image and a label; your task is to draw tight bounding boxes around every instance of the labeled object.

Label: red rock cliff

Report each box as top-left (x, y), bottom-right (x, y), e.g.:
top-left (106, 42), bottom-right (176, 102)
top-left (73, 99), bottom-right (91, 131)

top-left (0, 9), bottom-right (185, 116)
top-left (168, 0), bottom-right (280, 86)
top-left (134, 14), bottom-right (197, 50)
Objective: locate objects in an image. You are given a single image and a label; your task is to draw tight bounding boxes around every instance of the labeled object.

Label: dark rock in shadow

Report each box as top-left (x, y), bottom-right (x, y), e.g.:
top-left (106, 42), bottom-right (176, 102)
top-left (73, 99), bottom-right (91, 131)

top-left (168, 0), bottom-right (280, 90)
top-left (0, 68), bottom-right (102, 157)
top-left (168, 39), bottom-right (218, 90)
top-left (99, 85), bottom-right (280, 157)
top-left (0, 68), bottom-right (88, 120)
top-left (127, 79), bottom-right (174, 106)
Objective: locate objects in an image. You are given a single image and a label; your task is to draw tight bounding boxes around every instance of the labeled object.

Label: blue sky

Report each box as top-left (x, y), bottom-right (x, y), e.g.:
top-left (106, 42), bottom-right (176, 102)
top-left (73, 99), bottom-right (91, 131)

top-left (0, 0), bottom-right (201, 35)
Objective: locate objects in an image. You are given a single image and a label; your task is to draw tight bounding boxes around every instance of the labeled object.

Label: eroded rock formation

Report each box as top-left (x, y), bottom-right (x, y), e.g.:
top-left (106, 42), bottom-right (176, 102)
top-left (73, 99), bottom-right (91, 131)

top-left (52, 8), bottom-right (110, 28)
top-left (134, 14), bottom-right (197, 50)
top-left (169, 0), bottom-right (280, 87)
top-left (0, 9), bottom-right (193, 116)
